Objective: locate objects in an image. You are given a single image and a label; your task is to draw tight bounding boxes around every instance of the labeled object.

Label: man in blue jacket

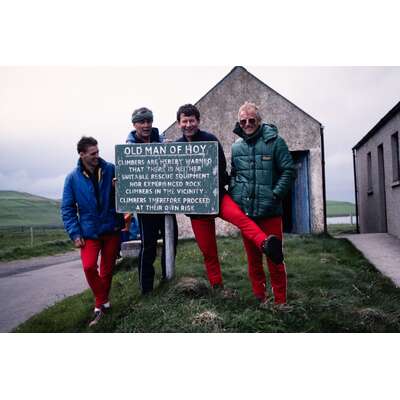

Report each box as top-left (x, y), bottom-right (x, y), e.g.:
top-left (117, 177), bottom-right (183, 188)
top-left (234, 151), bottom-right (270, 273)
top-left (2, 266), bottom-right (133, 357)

top-left (61, 136), bottom-right (124, 327)
top-left (126, 107), bottom-right (178, 295)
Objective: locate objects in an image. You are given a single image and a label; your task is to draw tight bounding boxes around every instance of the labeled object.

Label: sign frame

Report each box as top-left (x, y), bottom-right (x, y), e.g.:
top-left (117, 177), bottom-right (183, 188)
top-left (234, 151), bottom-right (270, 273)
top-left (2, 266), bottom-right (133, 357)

top-left (115, 141), bottom-right (219, 215)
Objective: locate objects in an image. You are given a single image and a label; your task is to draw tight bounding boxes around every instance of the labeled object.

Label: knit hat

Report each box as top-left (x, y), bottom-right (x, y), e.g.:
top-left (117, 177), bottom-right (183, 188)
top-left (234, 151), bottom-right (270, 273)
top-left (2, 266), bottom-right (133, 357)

top-left (131, 107), bottom-right (153, 123)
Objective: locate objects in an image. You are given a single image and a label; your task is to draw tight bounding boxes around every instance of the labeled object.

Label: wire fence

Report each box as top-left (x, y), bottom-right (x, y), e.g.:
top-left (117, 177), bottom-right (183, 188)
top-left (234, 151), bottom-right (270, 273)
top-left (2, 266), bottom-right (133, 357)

top-left (0, 225), bottom-right (67, 248)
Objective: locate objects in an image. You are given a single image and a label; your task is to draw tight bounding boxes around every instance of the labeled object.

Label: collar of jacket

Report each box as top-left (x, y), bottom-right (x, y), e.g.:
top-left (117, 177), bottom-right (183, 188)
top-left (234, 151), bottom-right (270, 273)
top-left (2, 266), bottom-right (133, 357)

top-left (77, 158), bottom-right (105, 180)
top-left (180, 129), bottom-right (204, 142)
top-left (233, 122), bottom-right (278, 143)
top-left (128, 127), bottom-right (160, 143)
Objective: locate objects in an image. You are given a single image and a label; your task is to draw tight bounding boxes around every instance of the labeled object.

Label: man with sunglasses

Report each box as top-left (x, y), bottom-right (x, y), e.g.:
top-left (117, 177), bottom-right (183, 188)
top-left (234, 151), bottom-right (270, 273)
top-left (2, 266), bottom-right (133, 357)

top-left (175, 104), bottom-right (283, 292)
top-left (61, 136), bottom-right (124, 327)
top-left (229, 102), bottom-right (296, 308)
top-left (126, 107), bottom-right (178, 295)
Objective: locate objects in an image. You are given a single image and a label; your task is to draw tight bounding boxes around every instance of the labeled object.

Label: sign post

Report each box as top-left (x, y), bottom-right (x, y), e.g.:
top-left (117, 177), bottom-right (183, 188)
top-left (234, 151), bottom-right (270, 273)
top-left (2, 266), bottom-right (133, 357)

top-left (115, 141), bottom-right (219, 279)
top-left (164, 215), bottom-right (175, 279)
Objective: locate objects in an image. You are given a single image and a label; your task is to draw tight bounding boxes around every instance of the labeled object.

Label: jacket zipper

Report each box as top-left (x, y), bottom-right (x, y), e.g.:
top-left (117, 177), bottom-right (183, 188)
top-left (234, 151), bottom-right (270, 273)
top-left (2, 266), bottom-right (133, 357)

top-left (251, 141), bottom-right (256, 215)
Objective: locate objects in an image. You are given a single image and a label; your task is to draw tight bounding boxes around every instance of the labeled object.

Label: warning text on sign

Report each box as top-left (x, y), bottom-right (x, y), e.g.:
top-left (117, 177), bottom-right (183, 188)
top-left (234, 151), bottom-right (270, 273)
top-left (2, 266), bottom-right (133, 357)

top-left (115, 142), bottom-right (219, 214)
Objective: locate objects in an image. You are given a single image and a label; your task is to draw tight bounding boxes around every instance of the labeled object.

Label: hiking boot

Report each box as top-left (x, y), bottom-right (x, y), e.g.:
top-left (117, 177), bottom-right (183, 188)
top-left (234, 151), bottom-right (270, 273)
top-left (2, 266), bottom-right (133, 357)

top-left (259, 298), bottom-right (293, 312)
top-left (259, 297), bottom-right (274, 309)
top-left (88, 308), bottom-right (105, 327)
top-left (262, 235), bottom-right (284, 264)
top-left (88, 304), bottom-right (110, 327)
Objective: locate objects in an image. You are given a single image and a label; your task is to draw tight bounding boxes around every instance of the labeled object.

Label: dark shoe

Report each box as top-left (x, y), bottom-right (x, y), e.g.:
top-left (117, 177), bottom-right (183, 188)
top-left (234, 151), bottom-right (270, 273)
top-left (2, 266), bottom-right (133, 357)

top-left (262, 235), bottom-right (284, 264)
top-left (259, 297), bottom-right (274, 309)
top-left (101, 302), bottom-right (111, 313)
top-left (88, 308), bottom-right (105, 327)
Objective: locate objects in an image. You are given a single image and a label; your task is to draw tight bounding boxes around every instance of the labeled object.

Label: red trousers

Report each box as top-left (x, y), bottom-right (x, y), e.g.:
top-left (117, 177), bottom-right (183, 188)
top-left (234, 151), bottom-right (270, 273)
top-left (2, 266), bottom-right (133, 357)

top-left (190, 194), bottom-right (267, 287)
top-left (242, 216), bottom-right (287, 304)
top-left (80, 233), bottom-right (120, 308)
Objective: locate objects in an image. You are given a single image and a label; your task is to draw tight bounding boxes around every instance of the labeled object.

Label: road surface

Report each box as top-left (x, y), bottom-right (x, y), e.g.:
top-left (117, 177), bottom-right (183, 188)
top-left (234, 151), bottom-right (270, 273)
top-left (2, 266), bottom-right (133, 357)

top-left (0, 251), bottom-right (87, 332)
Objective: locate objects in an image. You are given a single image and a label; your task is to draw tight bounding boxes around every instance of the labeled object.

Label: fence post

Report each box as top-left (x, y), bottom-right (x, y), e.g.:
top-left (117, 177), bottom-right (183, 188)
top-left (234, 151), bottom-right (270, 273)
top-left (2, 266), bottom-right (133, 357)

top-left (30, 227), bottom-right (34, 247)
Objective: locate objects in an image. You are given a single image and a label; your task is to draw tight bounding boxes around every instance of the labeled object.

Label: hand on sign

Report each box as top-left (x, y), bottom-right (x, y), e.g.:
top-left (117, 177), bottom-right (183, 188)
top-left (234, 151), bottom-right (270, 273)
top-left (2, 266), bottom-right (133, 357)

top-left (112, 178), bottom-right (117, 188)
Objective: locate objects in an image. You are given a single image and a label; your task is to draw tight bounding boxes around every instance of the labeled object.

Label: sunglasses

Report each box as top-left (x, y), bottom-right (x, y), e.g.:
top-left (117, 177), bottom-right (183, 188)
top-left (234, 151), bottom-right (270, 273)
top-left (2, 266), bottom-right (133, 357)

top-left (136, 118), bottom-right (153, 124)
top-left (239, 118), bottom-right (257, 126)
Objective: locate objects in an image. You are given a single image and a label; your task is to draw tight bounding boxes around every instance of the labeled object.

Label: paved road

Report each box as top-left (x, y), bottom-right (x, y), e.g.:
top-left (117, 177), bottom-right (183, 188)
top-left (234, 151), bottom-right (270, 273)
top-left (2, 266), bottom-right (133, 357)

top-left (0, 251), bottom-right (87, 332)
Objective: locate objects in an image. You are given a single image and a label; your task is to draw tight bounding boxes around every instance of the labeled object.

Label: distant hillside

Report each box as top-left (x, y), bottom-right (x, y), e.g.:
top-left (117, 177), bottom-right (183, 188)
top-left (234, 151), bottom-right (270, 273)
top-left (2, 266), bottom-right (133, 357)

top-left (326, 200), bottom-right (356, 217)
top-left (0, 191), bottom-right (63, 227)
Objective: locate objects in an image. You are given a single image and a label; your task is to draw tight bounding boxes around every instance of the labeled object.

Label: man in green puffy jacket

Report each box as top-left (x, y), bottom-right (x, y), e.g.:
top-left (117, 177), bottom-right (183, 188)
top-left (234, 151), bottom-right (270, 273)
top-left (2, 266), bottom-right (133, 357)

top-left (229, 102), bottom-right (296, 307)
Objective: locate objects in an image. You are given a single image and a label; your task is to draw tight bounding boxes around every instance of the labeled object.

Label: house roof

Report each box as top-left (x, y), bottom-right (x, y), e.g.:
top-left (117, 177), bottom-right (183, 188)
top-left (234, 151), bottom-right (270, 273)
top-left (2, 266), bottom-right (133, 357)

top-left (164, 66), bottom-right (322, 131)
top-left (353, 100), bottom-right (400, 150)
top-left (227, 67), bottom-right (322, 125)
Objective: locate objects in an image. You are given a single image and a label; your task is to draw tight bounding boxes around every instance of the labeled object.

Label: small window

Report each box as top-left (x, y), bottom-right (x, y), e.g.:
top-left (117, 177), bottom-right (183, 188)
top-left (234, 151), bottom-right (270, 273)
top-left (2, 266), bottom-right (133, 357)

top-left (391, 132), bottom-right (400, 183)
top-left (367, 152), bottom-right (373, 193)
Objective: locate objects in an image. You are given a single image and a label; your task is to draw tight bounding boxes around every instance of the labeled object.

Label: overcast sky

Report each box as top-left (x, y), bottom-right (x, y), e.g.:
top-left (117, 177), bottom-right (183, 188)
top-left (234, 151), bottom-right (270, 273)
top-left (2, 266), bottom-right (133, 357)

top-left (0, 66), bottom-right (399, 202)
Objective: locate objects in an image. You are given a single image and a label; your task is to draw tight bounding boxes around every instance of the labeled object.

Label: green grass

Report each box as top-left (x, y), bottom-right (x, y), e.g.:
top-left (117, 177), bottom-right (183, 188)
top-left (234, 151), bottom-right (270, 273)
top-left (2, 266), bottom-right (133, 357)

top-left (0, 227), bottom-right (72, 261)
top-left (0, 191), bottom-right (72, 261)
top-left (0, 190), bottom-right (62, 226)
top-left (14, 235), bottom-right (400, 333)
top-left (327, 224), bottom-right (357, 236)
top-left (327, 200), bottom-right (356, 217)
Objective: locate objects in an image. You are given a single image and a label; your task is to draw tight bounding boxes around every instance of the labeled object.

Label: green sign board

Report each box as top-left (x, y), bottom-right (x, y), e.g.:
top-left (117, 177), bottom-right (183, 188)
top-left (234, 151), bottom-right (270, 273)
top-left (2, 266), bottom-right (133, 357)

top-left (115, 142), bottom-right (219, 214)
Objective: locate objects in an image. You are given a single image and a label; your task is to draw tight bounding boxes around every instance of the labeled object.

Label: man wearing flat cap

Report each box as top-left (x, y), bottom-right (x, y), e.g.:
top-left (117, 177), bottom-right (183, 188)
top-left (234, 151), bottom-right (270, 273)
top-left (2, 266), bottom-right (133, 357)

top-left (126, 107), bottom-right (178, 294)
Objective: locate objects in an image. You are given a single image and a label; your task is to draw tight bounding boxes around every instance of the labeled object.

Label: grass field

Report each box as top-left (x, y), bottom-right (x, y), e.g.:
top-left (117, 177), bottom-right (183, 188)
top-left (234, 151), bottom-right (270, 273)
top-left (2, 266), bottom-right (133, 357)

top-left (327, 224), bottom-right (357, 236)
top-left (0, 191), bottom-right (62, 226)
top-left (15, 233), bottom-right (400, 333)
top-left (0, 191), bottom-right (72, 260)
top-left (326, 200), bottom-right (356, 217)
top-left (0, 226), bottom-right (72, 261)
top-left (0, 191), bottom-right (358, 262)
top-left (0, 226), bottom-right (73, 261)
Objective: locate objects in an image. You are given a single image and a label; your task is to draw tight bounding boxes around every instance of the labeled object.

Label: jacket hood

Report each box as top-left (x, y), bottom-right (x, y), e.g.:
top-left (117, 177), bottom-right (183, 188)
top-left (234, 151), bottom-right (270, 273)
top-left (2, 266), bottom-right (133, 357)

top-left (233, 122), bottom-right (278, 143)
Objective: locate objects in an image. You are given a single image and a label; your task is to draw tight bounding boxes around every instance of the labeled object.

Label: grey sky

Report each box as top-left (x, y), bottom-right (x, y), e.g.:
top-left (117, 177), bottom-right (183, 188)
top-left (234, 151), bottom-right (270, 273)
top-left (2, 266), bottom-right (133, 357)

top-left (1, 66), bottom-right (399, 201)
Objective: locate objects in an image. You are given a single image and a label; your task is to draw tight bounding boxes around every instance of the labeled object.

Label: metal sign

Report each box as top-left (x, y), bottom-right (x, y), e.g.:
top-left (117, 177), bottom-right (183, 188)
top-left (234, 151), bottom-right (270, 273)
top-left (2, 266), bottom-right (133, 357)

top-left (115, 142), bottom-right (219, 214)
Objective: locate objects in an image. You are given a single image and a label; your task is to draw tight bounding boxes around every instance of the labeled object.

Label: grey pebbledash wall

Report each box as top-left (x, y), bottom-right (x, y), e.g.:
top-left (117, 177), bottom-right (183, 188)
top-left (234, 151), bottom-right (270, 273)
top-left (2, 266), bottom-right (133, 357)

top-left (353, 102), bottom-right (400, 239)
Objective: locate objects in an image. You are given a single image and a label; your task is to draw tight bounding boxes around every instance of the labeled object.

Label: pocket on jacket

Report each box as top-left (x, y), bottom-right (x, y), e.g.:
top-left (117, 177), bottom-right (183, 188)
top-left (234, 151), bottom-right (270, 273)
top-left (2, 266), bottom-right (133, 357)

top-left (257, 185), bottom-right (273, 200)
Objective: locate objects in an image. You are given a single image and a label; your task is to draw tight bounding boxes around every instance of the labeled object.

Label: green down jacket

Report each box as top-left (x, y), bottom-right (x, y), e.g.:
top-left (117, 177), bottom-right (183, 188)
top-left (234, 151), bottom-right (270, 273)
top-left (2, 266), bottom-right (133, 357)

top-left (229, 122), bottom-right (296, 218)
